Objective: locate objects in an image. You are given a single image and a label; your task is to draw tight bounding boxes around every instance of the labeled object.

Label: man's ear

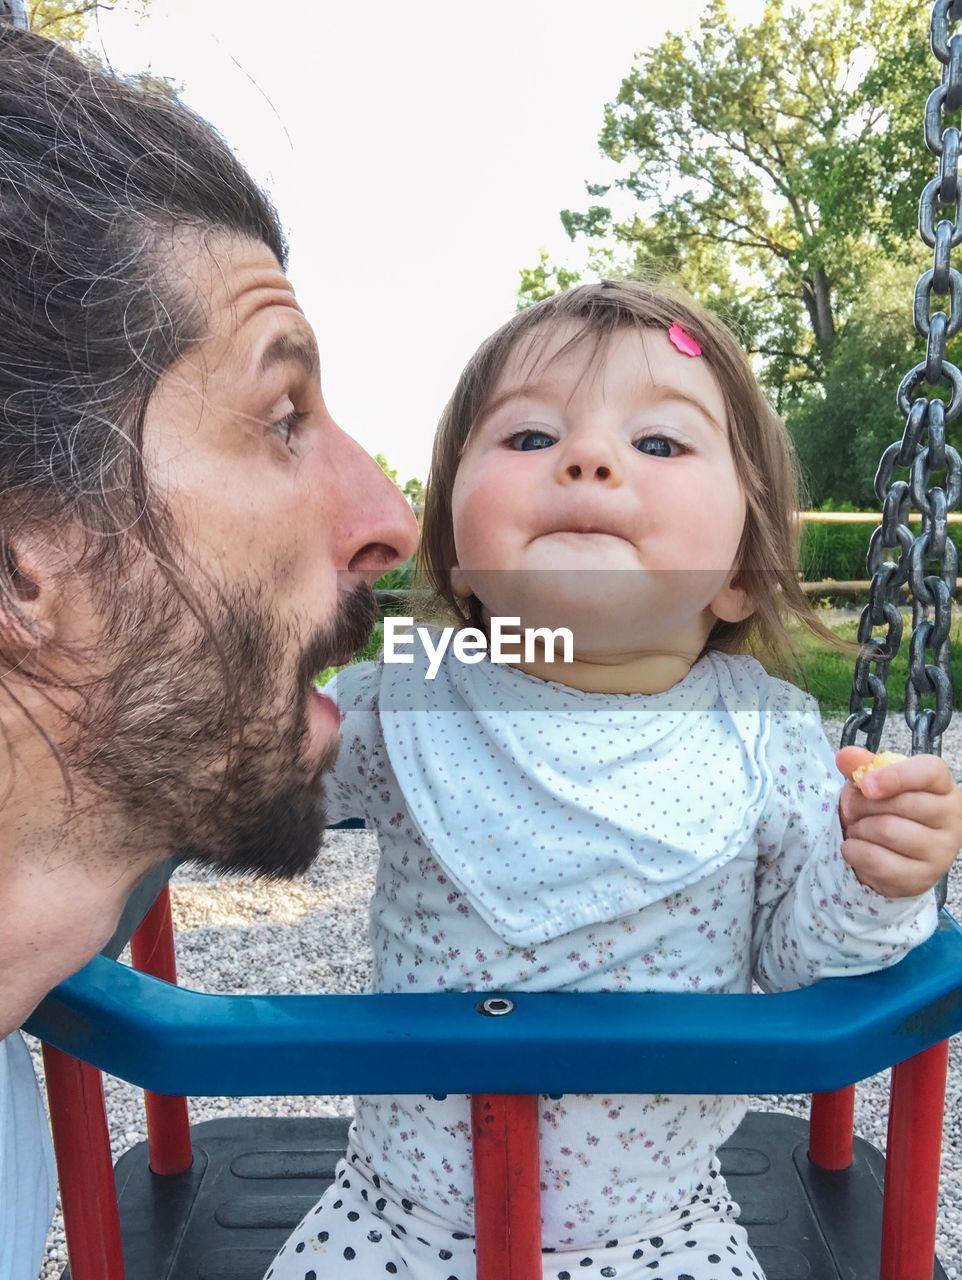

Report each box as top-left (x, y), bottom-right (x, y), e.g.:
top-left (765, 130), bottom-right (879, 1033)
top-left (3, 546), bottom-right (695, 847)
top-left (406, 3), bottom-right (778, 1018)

top-left (708, 571), bottom-right (753, 625)
top-left (0, 535), bottom-right (63, 653)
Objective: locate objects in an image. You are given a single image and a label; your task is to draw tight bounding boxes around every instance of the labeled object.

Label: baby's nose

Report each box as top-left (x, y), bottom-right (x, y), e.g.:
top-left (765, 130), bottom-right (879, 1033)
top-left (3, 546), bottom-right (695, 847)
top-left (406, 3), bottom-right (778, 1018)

top-left (566, 461), bottom-right (612, 481)
top-left (558, 429), bottom-right (623, 485)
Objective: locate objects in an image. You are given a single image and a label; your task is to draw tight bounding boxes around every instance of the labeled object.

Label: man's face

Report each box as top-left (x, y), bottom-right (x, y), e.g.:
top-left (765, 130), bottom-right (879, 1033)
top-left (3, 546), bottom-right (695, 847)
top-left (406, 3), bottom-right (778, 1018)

top-left (66, 235), bottom-right (417, 876)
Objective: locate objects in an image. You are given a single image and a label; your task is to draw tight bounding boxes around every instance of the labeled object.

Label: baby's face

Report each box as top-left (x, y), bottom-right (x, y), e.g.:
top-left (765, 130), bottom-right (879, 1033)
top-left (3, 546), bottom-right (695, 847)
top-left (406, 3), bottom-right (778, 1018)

top-left (449, 322), bottom-right (749, 659)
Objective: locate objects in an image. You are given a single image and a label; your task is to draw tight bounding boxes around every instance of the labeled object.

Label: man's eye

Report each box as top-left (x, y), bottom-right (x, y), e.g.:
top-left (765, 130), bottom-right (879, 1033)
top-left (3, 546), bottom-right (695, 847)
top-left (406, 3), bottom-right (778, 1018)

top-left (270, 408), bottom-right (306, 449)
top-left (633, 435), bottom-right (681, 458)
top-left (508, 429), bottom-right (555, 451)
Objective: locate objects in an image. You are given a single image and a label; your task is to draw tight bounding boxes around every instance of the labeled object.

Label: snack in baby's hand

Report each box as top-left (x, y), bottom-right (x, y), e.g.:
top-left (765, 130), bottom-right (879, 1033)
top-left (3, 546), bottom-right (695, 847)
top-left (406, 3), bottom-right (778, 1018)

top-left (851, 751), bottom-right (907, 793)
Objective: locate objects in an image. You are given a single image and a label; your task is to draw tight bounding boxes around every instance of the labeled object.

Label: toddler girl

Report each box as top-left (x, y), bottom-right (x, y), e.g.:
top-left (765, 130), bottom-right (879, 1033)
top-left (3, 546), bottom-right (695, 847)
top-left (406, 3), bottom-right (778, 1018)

top-left (267, 280), bottom-right (961, 1280)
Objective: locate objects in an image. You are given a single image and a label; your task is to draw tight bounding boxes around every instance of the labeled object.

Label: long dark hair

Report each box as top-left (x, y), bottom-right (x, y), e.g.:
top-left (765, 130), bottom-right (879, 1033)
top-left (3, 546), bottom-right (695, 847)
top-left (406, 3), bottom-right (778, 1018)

top-left (0, 27), bottom-right (285, 682)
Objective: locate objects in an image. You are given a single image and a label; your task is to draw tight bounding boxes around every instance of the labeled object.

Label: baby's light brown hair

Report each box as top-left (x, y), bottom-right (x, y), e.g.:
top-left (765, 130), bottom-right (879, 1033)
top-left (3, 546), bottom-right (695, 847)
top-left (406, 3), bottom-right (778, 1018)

top-left (420, 278), bottom-right (840, 673)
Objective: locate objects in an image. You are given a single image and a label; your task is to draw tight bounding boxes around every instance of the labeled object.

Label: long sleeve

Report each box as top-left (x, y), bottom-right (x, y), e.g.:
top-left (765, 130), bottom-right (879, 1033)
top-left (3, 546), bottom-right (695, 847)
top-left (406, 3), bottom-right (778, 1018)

top-left (322, 662), bottom-right (384, 826)
top-left (751, 680), bottom-right (939, 993)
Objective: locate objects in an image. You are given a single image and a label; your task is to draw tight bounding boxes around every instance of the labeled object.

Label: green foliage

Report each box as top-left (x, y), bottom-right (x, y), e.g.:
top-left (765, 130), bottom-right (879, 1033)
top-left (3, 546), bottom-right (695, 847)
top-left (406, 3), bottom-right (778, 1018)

top-left (402, 476), bottom-right (424, 508)
top-left (28, 1), bottom-right (178, 94)
top-left (798, 511), bottom-right (962, 584)
top-left (787, 613), bottom-right (962, 718)
top-left (520, 0), bottom-right (933, 424)
top-left (517, 252), bottom-right (584, 311)
top-left (27, 1), bottom-right (157, 53)
top-left (374, 558), bottom-right (414, 591)
top-left (374, 558), bottom-right (415, 617)
top-left (375, 453), bottom-right (424, 510)
top-left (27, 1), bottom-right (103, 51)
top-left (787, 258), bottom-right (929, 505)
top-left (799, 516), bottom-right (881, 582)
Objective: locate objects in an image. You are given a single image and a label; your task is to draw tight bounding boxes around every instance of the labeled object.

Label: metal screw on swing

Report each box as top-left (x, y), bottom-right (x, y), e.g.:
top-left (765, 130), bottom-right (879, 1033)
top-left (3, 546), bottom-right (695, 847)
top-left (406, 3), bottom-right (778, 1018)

top-left (477, 996), bottom-right (515, 1017)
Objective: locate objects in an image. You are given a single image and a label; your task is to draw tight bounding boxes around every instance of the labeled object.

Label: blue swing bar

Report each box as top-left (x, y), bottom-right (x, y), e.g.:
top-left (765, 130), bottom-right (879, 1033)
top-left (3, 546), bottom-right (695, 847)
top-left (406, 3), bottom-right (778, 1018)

top-left (27, 913), bottom-right (962, 1099)
top-left (26, 895), bottom-right (962, 1280)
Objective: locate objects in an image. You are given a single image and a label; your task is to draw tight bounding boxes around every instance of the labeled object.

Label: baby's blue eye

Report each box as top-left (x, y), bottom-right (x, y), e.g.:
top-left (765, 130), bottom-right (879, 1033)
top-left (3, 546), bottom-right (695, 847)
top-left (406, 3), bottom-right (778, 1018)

top-left (509, 429), bottom-right (555, 451)
top-left (633, 436), bottom-right (677, 458)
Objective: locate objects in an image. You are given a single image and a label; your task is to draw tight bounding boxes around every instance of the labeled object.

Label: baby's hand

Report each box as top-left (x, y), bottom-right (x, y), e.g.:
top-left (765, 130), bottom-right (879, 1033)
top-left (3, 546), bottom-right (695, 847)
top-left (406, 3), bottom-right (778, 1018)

top-left (835, 746), bottom-right (962, 898)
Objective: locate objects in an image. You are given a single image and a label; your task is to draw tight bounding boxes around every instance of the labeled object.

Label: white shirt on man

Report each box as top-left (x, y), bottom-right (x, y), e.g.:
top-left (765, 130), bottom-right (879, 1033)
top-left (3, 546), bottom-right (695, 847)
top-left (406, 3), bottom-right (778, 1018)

top-left (0, 1030), bottom-right (55, 1280)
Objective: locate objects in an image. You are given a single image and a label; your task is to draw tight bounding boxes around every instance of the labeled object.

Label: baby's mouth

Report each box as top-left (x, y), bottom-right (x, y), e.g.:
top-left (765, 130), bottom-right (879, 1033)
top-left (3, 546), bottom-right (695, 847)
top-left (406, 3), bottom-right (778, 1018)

top-left (538, 527), bottom-right (626, 542)
top-left (538, 512), bottom-right (632, 540)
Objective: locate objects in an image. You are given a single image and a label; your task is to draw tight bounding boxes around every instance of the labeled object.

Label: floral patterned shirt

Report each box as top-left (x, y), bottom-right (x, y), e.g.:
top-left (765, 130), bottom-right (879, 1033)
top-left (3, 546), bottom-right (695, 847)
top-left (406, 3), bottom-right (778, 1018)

top-left (324, 648), bottom-right (937, 1250)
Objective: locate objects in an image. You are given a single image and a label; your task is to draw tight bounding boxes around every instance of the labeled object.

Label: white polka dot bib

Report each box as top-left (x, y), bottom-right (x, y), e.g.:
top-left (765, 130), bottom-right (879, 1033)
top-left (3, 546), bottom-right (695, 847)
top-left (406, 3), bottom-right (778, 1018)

top-left (378, 640), bottom-right (772, 947)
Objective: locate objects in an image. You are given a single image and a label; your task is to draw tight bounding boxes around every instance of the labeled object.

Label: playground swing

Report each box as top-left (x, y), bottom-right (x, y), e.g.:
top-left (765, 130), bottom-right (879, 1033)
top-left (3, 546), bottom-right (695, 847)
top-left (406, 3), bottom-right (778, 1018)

top-left (20, 0), bottom-right (962, 1277)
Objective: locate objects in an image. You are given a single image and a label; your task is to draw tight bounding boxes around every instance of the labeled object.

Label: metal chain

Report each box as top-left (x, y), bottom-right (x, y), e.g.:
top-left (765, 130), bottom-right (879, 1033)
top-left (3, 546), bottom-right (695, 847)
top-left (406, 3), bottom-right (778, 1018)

top-left (842, 0), bottom-right (962, 908)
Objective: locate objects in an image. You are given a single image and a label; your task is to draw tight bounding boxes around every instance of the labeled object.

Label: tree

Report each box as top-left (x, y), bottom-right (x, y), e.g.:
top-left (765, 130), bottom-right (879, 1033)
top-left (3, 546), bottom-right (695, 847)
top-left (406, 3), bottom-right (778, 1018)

top-left (25, 1), bottom-right (152, 52)
top-left (517, 252), bottom-right (584, 310)
top-left (25, 2), bottom-right (173, 94)
top-left (375, 453), bottom-right (424, 509)
top-left (525, 0), bottom-right (933, 397)
top-left (790, 260), bottom-right (926, 507)
top-left (26, 1), bottom-right (97, 50)
top-left (402, 476), bottom-right (425, 509)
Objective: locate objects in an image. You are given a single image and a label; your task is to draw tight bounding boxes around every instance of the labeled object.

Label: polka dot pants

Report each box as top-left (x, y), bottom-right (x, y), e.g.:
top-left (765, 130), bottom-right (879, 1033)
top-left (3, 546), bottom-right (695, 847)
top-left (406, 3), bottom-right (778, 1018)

top-left (263, 1151), bottom-right (766, 1280)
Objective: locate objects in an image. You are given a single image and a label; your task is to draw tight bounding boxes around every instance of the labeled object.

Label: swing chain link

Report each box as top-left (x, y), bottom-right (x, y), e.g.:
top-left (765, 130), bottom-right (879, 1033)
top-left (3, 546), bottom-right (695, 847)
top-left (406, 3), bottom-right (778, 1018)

top-left (844, 0), bottom-right (961, 891)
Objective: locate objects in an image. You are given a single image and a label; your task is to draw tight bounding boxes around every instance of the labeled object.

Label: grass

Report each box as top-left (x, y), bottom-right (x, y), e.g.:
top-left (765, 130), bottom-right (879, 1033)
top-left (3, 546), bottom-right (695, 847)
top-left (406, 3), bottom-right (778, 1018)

top-left (785, 609), bottom-right (962, 719)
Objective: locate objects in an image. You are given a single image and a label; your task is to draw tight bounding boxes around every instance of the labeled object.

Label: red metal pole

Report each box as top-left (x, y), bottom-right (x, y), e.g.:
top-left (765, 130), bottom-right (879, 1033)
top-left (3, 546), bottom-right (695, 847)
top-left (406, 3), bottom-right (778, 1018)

top-left (42, 1044), bottom-right (125, 1280)
top-left (471, 1093), bottom-right (543, 1280)
top-left (129, 884), bottom-right (193, 1175)
top-left (880, 1040), bottom-right (949, 1280)
top-left (808, 1085), bottom-right (856, 1170)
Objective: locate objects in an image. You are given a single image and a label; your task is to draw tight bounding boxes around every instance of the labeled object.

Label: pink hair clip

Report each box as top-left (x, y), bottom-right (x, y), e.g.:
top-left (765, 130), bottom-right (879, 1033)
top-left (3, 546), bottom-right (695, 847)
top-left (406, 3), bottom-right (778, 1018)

top-left (668, 322), bottom-right (702, 357)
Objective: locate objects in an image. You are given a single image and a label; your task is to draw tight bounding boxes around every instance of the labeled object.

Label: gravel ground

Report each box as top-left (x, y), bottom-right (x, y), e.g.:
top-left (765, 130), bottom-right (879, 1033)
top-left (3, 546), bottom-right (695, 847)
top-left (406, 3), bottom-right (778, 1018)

top-left (25, 713), bottom-right (962, 1279)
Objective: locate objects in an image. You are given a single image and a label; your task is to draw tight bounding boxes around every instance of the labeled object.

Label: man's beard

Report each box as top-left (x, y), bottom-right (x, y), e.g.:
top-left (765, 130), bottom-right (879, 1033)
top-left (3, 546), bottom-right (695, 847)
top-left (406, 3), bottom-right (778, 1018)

top-left (66, 570), bottom-right (376, 878)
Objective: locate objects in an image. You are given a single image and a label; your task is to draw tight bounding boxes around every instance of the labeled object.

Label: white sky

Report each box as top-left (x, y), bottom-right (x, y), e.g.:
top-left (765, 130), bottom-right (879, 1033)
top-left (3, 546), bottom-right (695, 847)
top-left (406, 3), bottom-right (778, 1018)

top-left (90, 0), bottom-right (767, 481)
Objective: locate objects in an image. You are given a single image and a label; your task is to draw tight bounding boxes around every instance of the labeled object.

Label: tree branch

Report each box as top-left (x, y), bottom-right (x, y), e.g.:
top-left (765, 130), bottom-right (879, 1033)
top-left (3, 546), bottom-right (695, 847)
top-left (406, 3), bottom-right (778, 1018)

top-left (751, 345), bottom-right (821, 371)
top-left (30, 2), bottom-right (109, 34)
top-left (673, 182), bottom-right (797, 260)
top-left (770, 137), bottom-right (817, 241)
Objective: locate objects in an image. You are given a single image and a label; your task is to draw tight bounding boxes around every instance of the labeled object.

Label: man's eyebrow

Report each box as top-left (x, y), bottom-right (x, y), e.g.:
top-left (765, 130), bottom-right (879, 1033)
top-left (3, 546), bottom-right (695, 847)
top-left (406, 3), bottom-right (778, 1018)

top-left (257, 332), bottom-right (320, 378)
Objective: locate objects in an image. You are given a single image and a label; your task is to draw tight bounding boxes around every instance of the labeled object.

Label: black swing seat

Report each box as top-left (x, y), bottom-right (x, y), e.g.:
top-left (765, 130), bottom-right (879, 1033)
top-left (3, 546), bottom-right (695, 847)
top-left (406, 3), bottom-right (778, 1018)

top-left (66, 1111), bottom-right (946, 1280)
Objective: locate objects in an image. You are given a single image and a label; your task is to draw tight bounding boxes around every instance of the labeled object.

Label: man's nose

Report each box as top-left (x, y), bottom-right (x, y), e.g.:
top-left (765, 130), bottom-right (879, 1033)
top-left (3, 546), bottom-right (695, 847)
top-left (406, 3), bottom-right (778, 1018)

top-left (556, 431), bottom-right (623, 486)
top-left (331, 434), bottom-right (419, 580)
